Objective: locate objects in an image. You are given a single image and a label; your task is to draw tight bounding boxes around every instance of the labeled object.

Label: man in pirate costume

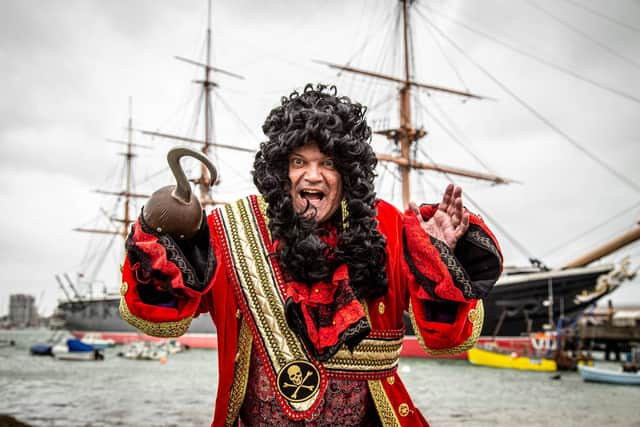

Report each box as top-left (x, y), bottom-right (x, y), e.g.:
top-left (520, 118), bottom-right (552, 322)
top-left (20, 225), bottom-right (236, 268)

top-left (120, 84), bottom-right (503, 426)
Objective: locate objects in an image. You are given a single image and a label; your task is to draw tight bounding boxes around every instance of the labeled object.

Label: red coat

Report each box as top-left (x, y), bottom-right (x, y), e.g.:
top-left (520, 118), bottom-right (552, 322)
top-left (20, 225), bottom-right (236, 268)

top-left (120, 196), bottom-right (502, 426)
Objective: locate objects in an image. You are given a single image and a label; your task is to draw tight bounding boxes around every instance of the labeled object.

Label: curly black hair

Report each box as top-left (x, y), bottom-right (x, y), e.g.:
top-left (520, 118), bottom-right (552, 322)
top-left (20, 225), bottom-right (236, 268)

top-left (253, 84), bottom-right (388, 300)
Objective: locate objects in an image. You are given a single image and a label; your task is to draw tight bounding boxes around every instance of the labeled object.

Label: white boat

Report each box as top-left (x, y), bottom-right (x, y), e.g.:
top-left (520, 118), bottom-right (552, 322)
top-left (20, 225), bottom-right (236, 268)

top-left (52, 338), bottom-right (104, 361)
top-left (578, 364), bottom-right (640, 385)
top-left (158, 339), bottom-right (189, 355)
top-left (80, 333), bottom-right (116, 349)
top-left (119, 341), bottom-right (168, 361)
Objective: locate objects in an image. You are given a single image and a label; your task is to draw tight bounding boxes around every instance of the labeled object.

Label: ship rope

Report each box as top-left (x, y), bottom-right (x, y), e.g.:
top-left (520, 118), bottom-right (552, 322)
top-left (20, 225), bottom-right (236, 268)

top-left (415, 7), bottom-right (640, 194)
top-left (340, 5), bottom-right (398, 73)
top-left (414, 95), bottom-right (497, 175)
top-left (424, 20), bottom-right (469, 93)
top-left (542, 200), bottom-right (640, 258)
top-left (560, 0), bottom-right (640, 34)
top-left (86, 233), bottom-right (118, 284)
top-left (415, 3), bottom-right (640, 106)
top-left (524, 0), bottom-right (640, 71)
top-left (418, 146), bottom-right (543, 266)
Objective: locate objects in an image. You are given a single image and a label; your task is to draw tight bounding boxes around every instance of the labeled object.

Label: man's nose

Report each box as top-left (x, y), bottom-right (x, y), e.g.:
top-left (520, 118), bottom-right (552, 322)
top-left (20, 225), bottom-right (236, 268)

top-left (304, 163), bottom-right (322, 182)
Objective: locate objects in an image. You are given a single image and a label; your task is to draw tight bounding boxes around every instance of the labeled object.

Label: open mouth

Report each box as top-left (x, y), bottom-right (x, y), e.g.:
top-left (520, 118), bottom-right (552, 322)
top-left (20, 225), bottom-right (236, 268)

top-left (300, 189), bottom-right (325, 202)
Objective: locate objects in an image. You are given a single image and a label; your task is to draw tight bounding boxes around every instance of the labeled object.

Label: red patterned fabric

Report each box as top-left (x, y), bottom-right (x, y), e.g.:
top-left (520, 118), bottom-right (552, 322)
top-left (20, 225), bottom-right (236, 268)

top-left (120, 196), bottom-right (502, 427)
top-left (403, 211), bottom-right (465, 302)
top-left (286, 263), bottom-right (368, 359)
top-left (122, 258), bottom-right (199, 326)
top-left (129, 220), bottom-right (203, 299)
top-left (239, 350), bottom-right (380, 427)
top-left (403, 204), bottom-right (502, 303)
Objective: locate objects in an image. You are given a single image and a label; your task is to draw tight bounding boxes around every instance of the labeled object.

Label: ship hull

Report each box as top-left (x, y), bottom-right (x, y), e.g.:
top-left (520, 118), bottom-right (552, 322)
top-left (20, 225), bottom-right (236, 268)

top-left (57, 264), bottom-right (614, 358)
top-left (482, 264), bottom-right (613, 337)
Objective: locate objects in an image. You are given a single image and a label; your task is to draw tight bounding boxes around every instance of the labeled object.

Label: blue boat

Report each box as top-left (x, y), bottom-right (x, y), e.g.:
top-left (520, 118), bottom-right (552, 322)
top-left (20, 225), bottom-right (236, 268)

top-left (30, 344), bottom-right (53, 356)
top-left (578, 364), bottom-right (640, 385)
top-left (52, 338), bottom-right (104, 361)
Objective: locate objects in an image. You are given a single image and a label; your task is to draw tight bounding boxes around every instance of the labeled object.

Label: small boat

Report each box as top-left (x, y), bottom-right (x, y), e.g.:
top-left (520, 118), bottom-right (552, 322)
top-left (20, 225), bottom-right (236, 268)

top-left (52, 338), bottom-right (104, 361)
top-left (80, 333), bottom-right (116, 349)
top-left (468, 346), bottom-right (557, 372)
top-left (158, 339), bottom-right (189, 355)
top-left (119, 341), bottom-right (168, 361)
top-left (30, 331), bottom-right (68, 356)
top-left (30, 344), bottom-right (53, 356)
top-left (578, 364), bottom-right (640, 385)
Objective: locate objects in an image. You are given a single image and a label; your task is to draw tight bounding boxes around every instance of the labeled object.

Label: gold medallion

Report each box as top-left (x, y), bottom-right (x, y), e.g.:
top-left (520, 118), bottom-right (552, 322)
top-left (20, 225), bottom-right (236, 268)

top-left (276, 361), bottom-right (320, 403)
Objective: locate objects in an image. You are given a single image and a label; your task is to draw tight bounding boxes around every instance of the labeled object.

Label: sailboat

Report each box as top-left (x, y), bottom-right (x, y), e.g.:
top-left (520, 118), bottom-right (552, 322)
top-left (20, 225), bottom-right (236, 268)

top-left (313, 0), bottom-right (638, 355)
top-left (55, 0), bottom-right (639, 356)
top-left (54, 0), bottom-right (239, 349)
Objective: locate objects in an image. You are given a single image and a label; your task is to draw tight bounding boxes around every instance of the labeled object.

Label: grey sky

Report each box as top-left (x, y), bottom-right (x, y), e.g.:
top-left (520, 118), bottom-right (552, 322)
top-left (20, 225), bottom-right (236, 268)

top-left (1, 0), bottom-right (639, 316)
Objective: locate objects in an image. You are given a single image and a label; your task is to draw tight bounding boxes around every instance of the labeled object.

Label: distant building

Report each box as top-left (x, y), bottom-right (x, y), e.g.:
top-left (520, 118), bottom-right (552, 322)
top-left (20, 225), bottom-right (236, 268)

top-left (9, 294), bottom-right (39, 328)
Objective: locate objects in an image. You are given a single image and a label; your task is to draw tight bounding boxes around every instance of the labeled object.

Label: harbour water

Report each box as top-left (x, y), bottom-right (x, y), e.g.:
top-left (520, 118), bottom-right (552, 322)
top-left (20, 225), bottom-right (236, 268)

top-left (1, 329), bottom-right (639, 427)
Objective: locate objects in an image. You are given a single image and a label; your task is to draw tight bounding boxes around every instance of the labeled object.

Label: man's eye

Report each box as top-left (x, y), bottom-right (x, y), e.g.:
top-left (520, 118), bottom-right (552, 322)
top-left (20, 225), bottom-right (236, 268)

top-left (291, 158), bottom-right (303, 166)
top-left (324, 159), bottom-right (335, 169)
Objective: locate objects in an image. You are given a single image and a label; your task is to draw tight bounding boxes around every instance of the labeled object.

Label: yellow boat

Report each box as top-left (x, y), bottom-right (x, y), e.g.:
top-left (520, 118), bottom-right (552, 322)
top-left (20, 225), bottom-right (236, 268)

top-left (467, 346), bottom-right (557, 372)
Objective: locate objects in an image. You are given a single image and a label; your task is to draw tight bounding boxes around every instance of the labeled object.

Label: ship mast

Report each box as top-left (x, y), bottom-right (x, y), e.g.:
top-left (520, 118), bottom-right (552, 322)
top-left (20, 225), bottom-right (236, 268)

top-left (74, 97), bottom-right (149, 241)
top-left (139, 0), bottom-right (246, 207)
top-left (124, 97), bottom-right (134, 238)
top-left (318, 0), bottom-right (513, 208)
top-left (399, 0), bottom-right (412, 206)
top-left (561, 221), bottom-right (640, 269)
top-left (200, 0), bottom-right (213, 204)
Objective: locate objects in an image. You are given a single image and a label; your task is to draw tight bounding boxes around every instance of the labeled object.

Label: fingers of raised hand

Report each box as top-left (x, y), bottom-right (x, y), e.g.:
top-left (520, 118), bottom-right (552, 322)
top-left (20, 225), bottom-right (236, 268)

top-left (452, 185), bottom-right (462, 200)
top-left (452, 195), bottom-right (464, 226)
top-left (439, 184), bottom-right (454, 212)
top-left (456, 212), bottom-right (470, 239)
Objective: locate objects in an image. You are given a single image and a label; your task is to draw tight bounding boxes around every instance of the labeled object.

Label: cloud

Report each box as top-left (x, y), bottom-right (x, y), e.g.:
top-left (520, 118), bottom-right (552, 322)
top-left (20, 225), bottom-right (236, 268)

top-left (1, 0), bottom-right (639, 316)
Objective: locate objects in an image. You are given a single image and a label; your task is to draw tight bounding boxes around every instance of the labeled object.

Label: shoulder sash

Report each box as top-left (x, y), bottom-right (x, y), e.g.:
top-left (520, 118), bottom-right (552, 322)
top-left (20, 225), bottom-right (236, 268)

top-left (212, 195), bottom-right (326, 420)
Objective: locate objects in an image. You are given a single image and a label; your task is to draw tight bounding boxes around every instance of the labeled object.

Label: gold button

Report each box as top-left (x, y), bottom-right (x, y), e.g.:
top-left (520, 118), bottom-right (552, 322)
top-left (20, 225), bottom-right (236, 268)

top-left (378, 301), bottom-right (385, 315)
top-left (468, 308), bottom-right (478, 323)
top-left (386, 376), bottom-right (395, 385)
top-left (398, 403), bottom-right (410, 417)
top-left (236, 309), bottom-right (242, 319)
top-left (314, 288), bottom-right (320, 293)
top-left (120, 282), bottom-right (128, 296)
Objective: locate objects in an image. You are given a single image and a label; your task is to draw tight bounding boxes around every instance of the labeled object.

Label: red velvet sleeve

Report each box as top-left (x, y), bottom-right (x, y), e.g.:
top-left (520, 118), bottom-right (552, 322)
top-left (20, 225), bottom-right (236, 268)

top-left (402, 204), bottom-right (503, 355)
top-left (119, 213), bottom-right (219, 338)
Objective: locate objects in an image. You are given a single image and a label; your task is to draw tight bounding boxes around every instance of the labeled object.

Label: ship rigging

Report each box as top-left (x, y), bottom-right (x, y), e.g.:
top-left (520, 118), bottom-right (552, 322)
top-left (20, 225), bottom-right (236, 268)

top-left (55, 0), bottom-right (639, 348)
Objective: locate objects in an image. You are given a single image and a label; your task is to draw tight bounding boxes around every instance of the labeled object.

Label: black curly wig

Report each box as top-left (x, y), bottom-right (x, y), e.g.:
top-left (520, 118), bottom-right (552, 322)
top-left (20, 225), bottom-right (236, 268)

top-left (253, 84), bottom-right (388, 300)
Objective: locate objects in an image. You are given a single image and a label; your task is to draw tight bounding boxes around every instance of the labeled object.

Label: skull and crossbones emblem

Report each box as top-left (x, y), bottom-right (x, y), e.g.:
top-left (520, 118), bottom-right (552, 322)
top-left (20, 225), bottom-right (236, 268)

top-left (277, 361), bottom-right (319, 402)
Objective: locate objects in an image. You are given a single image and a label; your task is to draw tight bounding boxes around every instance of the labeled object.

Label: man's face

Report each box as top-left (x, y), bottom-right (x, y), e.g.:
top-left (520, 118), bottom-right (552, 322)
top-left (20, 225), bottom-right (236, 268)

top-left (288, 142), bottom-right (343, 224)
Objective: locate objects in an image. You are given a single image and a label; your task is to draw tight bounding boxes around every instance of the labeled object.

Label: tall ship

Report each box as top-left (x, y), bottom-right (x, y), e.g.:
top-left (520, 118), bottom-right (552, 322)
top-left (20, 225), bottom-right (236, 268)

top-left (55, 0), bottom-right (639, 355)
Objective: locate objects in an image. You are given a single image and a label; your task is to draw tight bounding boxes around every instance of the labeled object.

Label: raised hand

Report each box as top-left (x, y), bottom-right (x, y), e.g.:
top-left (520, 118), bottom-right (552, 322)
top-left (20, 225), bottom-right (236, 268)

top-left (409, 184), bottom-right (469, 250)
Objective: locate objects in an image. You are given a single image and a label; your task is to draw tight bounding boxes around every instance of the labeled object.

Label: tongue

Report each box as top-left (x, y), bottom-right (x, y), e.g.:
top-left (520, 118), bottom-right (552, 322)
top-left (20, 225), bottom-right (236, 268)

top-left (303, 192), bottom-right (322, 201)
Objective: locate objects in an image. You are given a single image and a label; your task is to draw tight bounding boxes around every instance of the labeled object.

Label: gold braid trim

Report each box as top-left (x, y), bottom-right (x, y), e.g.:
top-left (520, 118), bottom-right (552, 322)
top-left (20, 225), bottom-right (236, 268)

top-left (118, 284), bottom-right (193, 338)
top-left (368, 379), bottom-right (400, 427)
top-left (324, 356), bottom-right (399, 371)
top-left (323, 337), bottom-right (403, 372)
top-left (256, 195), bottom-right (272, 240)
top-left (330, 337), bottom-right (403, 361)
top-left (225, 319), bottom-right (253, 426)
top-left (408, 300), bottom-right (484, 356)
